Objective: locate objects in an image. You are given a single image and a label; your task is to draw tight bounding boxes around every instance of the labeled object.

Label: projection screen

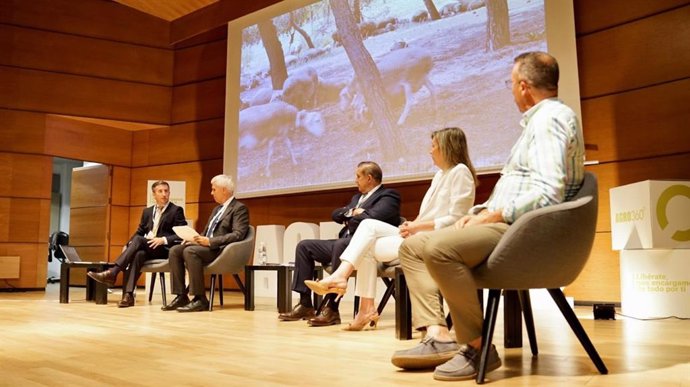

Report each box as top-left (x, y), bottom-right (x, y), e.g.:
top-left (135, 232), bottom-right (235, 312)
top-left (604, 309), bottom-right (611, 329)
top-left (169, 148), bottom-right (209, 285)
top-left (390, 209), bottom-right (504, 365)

top-left (225, 0), bottom-right (580, 198)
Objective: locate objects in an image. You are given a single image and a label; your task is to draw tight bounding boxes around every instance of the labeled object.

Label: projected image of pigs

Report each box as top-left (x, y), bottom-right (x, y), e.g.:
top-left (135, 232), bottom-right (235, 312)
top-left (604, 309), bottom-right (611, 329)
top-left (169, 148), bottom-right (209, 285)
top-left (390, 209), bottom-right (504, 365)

top-left (233, 0), bottom-right (548, 196)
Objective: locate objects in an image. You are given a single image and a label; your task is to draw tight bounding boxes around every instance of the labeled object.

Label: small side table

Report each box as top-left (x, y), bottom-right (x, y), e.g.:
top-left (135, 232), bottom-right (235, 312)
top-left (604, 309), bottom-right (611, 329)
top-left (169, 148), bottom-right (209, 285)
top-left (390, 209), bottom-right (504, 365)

top-left (59, 261), bottom-right (114, 305)
top-left (244, 264), bottom-right (323, 313)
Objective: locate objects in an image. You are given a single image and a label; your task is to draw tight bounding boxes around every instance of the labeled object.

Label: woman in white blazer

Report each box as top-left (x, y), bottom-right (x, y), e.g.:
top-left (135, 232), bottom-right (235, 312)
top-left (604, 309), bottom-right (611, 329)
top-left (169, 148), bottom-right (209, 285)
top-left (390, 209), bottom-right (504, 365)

top-left (306, 127), bottom-right (478, 330)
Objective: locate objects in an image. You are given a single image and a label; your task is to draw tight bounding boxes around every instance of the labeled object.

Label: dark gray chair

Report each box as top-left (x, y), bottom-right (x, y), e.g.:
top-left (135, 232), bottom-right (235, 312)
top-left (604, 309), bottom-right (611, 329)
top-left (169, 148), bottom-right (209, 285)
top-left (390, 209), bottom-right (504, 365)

top-left (140, 258), bottom-right (171, 305)
top-left (205, 225), bottom-right (255, 311)
top-left (473, 171), bottom-right (607, 383)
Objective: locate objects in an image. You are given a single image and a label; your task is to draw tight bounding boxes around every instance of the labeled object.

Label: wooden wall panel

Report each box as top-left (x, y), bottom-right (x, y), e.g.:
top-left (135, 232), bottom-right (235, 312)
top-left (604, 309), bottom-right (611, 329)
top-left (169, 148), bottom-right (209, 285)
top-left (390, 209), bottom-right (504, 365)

top-left (111, 167), bottom-right (132, 206)
top-left (0, 24), bottom-right (173, 85)
top-left (574, 0), bottom-right (689, 35)
top-left (170, 0), bottom-right (280, 45)
top-left (582, 79), bottom-right (690, 163)
top-left (68, 207), bottom-right (109, 248)
top-left (0, 243), bottom-right (46, 288)
top-left (128, 206), bottom-right (146, 236)
top-left (172, 25), bottom-right (226, 50)
top-left (70, 165), bottom-right (111, 209)
top-left (0, 109), bottom-right (46, 154)
top-left (0, 66), bottom-right (171, 125)
top-left (110, 205), bottom-right (131, 246)
top-left (174, 39), bottom-right (226, 85)
top-left (0, 0), bottom-right (170, 48)
top-left (131, 119), bottom-right (224, 167)
top-left (0, 153), bottom-right (52, 199)
top-left (129, 159), bottom-right (223, 206)
top-left (577, 5), bottom-right (690, 98)
top-left (565, 232), bottom-right (620, 302)
top-left (171, 77), bottom-right (225, 124)
top-left (0, 198), bottom-right (50, 243)
top-left (44, 115), bottom-right (134, 167)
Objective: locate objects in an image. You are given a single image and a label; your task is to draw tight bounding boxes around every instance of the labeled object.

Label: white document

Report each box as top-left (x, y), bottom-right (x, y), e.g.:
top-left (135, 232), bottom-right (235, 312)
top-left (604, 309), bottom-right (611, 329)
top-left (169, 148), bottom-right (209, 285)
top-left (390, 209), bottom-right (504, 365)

top-left (173, 226), bottom-right (200, 242)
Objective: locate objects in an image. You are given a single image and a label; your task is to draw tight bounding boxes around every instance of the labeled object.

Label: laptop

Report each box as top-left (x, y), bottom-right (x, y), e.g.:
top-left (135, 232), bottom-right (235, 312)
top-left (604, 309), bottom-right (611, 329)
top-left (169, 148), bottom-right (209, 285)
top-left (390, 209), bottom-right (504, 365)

top-left (58, 245), bottom-right (82, 263)
top-left (58, 245), bottom-right (109, 264)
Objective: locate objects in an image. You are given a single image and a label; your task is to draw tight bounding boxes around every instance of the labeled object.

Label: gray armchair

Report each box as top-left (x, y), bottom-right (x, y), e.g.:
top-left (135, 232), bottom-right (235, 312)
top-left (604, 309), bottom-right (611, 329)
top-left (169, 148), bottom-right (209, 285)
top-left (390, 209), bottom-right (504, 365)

top-left (205, 225), bottom-right (255, 311)
top-left (140, 259), bottom-right (171, 305)
top-left (473, 171), bottom-right (607, 383)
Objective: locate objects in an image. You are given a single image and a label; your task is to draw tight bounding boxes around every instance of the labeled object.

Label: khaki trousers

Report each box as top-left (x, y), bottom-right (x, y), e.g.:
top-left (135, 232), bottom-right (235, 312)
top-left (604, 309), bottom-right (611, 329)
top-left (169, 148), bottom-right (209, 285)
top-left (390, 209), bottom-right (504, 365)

top-left (399, 223), bottom-right (509, 343)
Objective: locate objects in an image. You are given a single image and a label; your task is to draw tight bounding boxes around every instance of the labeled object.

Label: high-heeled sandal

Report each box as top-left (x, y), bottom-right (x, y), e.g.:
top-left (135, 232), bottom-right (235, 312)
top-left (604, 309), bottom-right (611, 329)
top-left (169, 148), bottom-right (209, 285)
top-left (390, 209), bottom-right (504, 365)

top-left (342, 311), bottom-right (380, 331)
top-left (304, 279), bottom-right (347, 300)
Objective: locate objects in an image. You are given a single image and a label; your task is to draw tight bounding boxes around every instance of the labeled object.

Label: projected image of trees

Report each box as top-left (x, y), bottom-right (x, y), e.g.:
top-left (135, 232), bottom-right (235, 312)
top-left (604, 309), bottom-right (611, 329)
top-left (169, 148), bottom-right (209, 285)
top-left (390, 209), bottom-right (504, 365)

top-left (234, 0), bottom-right (545, 196)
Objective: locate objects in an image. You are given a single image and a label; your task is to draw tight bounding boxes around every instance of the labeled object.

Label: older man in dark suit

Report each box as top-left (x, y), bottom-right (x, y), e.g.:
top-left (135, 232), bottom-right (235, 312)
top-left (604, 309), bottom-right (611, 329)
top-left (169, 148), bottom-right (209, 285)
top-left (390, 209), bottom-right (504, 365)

top-left (88, 180), bottom-right (187, 307)
top-left (163, 174), bottom-right (250, 312)
top-left (278, 161), bottom-right (401, 326)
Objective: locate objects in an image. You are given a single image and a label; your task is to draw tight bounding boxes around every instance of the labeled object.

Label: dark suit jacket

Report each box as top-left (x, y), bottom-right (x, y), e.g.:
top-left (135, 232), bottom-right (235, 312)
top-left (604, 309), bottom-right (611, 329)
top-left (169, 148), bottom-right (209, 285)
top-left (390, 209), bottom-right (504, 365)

top-left (132, 202), bottom-right (187, 248)
top-left (332, 186), bottom-right (401, 238)
top-left (202, 198), bottom-right (250, 251)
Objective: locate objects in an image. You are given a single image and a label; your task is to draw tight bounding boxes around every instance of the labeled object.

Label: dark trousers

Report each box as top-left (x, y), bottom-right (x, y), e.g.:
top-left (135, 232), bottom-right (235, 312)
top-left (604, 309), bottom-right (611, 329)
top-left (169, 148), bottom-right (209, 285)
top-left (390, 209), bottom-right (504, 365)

top-left (292, 238), bottom-right (350, 297)
top-left (168, 244), bottom-right (219, 297)
top-left (115, 235), bottom-right (168, 293)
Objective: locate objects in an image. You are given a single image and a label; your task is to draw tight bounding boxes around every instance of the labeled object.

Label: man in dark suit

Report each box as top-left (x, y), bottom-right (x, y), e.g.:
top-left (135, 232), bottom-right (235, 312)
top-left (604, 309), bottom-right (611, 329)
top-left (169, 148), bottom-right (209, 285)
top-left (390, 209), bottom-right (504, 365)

top-left (162, 174), bottom-right (250, 312)
top-left (278, 161), bottom-right (401, 326)
top-left (88, 180), bottom-right (187, 308)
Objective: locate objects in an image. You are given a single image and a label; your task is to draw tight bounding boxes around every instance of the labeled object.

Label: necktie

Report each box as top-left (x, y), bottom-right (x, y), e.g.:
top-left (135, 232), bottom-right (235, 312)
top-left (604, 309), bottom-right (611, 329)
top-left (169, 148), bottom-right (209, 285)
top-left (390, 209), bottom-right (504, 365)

top-left (206, 206), bottom-right (223, 237)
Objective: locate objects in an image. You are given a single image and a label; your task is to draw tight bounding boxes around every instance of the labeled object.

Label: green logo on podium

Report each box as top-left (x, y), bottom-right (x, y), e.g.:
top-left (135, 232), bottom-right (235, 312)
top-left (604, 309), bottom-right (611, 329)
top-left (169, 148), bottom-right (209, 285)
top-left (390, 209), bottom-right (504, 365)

top-left (656, 185), bottom-right (690, 242)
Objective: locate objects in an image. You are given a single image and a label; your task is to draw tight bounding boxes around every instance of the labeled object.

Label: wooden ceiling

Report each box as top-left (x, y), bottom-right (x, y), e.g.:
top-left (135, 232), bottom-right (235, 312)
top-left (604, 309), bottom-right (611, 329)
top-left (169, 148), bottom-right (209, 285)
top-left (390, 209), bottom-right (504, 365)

top-left (112, 0), bottom-right (219, 21)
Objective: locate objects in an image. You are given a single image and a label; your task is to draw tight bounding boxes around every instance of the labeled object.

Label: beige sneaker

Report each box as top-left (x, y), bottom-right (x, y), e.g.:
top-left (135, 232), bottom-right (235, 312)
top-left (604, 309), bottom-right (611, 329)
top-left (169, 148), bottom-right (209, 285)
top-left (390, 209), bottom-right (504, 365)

top-left (391, 336), bottom-right (460, 369)
top-left (433, 344), bottom-right (502, 381)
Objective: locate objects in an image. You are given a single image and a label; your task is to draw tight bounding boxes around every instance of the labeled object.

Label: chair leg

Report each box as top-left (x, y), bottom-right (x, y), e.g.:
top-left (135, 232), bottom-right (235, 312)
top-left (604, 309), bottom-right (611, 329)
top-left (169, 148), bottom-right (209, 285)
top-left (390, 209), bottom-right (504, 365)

top-left (547, 288), bottom-right (608, 375)
top-left (477, 289), bottom-right (501, 384)
top-left (218, 274), bottom-right (224, 306)
top-left (148, 272), bottom-right (156, 302)
top-left (159, 273), bottom-right (167, 306)
top-left (232, 274), bottom-right (246, 296)
top-left (476, 289), bottom-right (501, 384)
top-left (209, 275), bottom-right (216, 312)
top-left (377, 278), bottom-right (395, 315)
top-left (394, 266), bottom-right (412, 340)
top-left (353, 295), bottom-right (360, 319)
top-left (518, 290), bottom-right (538, 356)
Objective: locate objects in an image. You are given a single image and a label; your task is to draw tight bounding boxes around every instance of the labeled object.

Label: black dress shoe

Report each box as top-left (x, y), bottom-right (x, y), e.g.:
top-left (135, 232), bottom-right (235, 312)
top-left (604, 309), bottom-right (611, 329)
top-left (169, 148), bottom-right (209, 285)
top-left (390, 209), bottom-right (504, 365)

top-left (161, 294), bottom-right (190, 311)
top-left (308, 306), bottom-right (341, 326)
top-left (278, 304), bottom-right (316, 321)
top-left (177, 298), bottom-right (209, 312)
top-left (118, 293), bottom-right (134, 308)
top-left (87, 269), bottom-right (116, 287)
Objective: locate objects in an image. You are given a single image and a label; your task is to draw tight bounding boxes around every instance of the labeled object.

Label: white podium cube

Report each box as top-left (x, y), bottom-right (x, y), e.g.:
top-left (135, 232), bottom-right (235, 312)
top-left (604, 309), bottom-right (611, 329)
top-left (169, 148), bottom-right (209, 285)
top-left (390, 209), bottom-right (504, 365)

top-left (609, 180), bottom-right (690, 250)
top-left (620, 249), bottom-right (690, 318)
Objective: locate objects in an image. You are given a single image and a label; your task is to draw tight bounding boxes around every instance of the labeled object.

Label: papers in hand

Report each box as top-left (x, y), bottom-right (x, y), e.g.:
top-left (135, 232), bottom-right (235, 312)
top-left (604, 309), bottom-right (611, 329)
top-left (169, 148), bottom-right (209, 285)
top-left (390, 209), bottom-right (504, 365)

top-left (173, 226), bottom-right (199, 242)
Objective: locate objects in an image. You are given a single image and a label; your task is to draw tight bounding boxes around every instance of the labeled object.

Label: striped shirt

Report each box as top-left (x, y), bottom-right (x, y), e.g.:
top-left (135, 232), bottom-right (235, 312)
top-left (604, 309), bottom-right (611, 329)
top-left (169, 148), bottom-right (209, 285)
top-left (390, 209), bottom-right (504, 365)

top-left (472, 98), bottom-right (585, 224)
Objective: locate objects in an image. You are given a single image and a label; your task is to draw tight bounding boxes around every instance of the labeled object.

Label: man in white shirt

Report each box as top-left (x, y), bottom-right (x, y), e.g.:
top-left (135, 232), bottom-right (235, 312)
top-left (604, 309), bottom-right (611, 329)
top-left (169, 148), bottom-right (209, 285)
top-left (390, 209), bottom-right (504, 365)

top-left (391, 52), bottom-right (585, 381)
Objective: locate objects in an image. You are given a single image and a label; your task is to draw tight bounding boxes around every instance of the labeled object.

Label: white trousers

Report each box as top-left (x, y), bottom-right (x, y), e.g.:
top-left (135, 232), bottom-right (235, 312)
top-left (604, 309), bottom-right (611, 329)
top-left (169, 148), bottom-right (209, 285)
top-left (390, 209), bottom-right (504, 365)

top-left (340, 218), bottom-right (403, 298)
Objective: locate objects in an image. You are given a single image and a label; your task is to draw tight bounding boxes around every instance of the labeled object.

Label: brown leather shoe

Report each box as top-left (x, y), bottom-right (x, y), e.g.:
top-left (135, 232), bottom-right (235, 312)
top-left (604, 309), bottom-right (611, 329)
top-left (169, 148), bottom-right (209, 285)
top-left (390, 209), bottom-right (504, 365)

top-left (308, 306), bottom-right (341, 327)
top-left (278, 304), bottom-right (316, 321)
top-left (117, 293), bottom-right (134, 308)
top-left (87, 269), bottom-right (116, 287)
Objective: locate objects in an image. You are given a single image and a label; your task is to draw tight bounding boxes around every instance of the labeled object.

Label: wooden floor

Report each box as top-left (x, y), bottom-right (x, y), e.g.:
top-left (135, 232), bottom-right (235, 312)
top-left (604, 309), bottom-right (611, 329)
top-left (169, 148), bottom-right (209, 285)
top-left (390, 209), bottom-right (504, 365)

top-left (1, 285), bottom-right (688, 386)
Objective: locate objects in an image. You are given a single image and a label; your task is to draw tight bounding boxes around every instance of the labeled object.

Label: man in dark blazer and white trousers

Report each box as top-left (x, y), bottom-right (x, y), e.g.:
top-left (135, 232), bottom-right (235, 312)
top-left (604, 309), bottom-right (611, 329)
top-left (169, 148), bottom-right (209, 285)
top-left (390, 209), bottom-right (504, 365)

top-left (163, 174), bottom-right (250, 312)
top-left (88, 180), bottom-right (187, 307)
top-left (279, 161), bottom-right (401, 326)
